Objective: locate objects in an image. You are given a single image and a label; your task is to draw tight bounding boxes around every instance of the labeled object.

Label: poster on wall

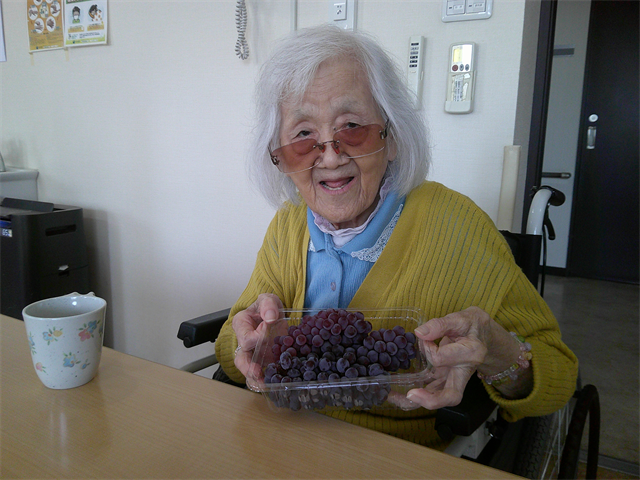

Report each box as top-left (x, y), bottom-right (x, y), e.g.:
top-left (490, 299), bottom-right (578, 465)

top-left (27, 0), bottom-right (65, 52)
top-left (64, 0), bottom-right (107, 47)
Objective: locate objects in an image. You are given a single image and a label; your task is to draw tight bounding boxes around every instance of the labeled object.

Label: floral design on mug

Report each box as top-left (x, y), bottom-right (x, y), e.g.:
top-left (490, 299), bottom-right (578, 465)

top-left (81, 360), bottom-right (91, 369)
top-left (63, 352), bottom-right (80, 367)
top-left (43, 327), bottom-right (63, 345)
top-left (35, 362), bottom-right (47, 373)
top-left (28, 332), bottom-right (37, 354)
top-left (78, 320), bottom-right (100, 341)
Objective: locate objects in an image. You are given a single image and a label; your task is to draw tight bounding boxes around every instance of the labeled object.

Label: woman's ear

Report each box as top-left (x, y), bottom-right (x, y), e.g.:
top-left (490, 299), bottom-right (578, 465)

top-left (387, 136), bottom-right (398, 162)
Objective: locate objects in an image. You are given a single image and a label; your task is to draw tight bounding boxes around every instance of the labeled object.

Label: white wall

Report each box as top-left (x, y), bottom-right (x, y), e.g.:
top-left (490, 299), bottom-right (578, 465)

top-left (1, 0), bottom-right (536, 369)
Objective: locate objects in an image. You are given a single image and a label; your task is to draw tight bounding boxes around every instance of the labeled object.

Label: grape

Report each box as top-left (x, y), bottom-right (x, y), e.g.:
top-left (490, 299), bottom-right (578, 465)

top-left (330, 324), bottom-right (342, 336)
top-left (354, 319), bottom-right (369, 333)
top-left (393, 325), bottom-right (406, 336)
top-left (290, 356), bottom-right (302, 370)
top-left (394, 335), bottom-right (408, 349)
top-left (343, 351), bottom-right (357, 364)
top-left (367, 350), bottom-right (379, 363)
top-left (362, 336), bottom-right (375, 350)
top-left (383, 329), bottom-right (396, 342)
top-left (396, 348), bottom-right (408, 362)
top-left (379, 352), bottom-right (391, 367)
top-left (282, 335), bottom-right (294, 347)
top-left (344, 325), bottom-right (358, 338)
top-left (374, 340), bottom-right (387, 353)
top-left (368, 363), bottom-right (384, 376)
top-left (389, 357), bottom-right (400, 372)
top-left (336, 357), bottom-right (350, 373)
top-left (312, 335), bottom-right (324, 347)
top-left (279, 351), bottom-right (292, 370)
top-left (304, 357), bottom-right (318, 371)
top-left (337, 316), bottom-right (349, 330)
top-left (386, 341), bottom-right (398, 355)
top-left (318, 357), bottom-right (332, 372)
top-left (344, 367), bottom-right (359, 378)
top-left (265, 363), bottom-right (278, 378)
top-left (299, 345), bottom-right (311, 356)
top-left (296, 334), bottom-right (307, 346)
top-left (321, 318), bottom-right (334, 330)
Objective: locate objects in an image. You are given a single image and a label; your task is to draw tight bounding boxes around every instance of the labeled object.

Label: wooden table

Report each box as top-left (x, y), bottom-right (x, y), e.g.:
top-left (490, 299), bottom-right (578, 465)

top-left (1, 315), bottom-right (519, 479)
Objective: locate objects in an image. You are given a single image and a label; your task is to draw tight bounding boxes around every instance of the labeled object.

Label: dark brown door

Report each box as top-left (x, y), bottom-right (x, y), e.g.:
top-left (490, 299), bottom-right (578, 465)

top-left (567, 0), bottom-right (639, 283)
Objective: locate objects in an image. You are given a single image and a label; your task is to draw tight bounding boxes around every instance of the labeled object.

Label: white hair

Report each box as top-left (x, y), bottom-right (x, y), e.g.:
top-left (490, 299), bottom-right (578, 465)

top-left (247, 25), bottom-right (431, 208)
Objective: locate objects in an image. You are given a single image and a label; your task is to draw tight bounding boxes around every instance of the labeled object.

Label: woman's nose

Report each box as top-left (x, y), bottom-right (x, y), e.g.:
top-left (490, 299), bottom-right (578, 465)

top-left (316, 140), bottom-right (346, 168)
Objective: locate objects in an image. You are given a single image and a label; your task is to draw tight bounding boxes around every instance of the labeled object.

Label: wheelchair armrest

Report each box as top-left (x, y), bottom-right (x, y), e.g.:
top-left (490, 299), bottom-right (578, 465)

top-left (435, 374), bottom-right (497, 440)
top-left (177, 308), bottom-right (231, 348)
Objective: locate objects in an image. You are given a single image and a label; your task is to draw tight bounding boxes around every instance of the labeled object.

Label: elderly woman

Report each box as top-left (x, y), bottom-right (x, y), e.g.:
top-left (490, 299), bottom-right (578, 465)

top-left (215, 25), bottom-right (578, 448)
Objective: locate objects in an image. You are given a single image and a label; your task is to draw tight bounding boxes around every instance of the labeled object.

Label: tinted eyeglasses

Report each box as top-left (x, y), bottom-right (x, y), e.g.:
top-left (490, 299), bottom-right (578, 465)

top-left (269, 122), bottom-right (389, 174)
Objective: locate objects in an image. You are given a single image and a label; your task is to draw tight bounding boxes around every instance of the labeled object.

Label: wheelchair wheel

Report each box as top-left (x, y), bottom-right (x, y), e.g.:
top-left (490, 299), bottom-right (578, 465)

top-left (512, 400), bottom-right (575, 480)
top-left (512, 414), bottom-right (555, 479)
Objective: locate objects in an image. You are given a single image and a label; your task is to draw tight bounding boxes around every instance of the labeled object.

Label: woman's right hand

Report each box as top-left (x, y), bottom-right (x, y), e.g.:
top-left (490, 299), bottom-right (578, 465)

top-left (232, 293), bottom-right (283, 377)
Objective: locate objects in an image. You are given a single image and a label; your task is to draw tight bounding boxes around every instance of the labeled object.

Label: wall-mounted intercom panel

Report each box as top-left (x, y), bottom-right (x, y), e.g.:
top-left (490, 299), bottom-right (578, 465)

top-left (445, 42), bottom-right (476, 114)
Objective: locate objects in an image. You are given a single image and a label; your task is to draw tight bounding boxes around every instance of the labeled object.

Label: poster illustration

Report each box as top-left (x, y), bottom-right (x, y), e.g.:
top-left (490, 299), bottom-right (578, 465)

top-left (64, 0), bottom-right (107, 47)
top-left (27, 0), bottom-right (65, 52)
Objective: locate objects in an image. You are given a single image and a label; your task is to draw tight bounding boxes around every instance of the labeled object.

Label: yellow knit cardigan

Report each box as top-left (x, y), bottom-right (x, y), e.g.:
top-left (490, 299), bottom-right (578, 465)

top-left (215, 181), bottom-right (578, 447)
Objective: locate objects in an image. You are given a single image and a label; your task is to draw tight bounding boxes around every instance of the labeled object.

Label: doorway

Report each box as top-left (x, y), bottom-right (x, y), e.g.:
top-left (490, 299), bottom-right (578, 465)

top-left (527, 0), bottom-right (639, 284)
top-left (566, 0), bottom-right (639, 283)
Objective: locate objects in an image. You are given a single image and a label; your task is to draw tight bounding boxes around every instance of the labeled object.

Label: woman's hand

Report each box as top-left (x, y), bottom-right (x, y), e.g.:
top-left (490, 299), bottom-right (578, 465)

top-left (232, 293), bottom-right (283, 378)
top-left (404, 307), bottom-right (532, 410)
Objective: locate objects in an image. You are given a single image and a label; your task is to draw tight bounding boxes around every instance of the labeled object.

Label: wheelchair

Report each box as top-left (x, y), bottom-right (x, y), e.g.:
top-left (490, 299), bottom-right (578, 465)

top-left (177, 186), bottom-right (600, 479)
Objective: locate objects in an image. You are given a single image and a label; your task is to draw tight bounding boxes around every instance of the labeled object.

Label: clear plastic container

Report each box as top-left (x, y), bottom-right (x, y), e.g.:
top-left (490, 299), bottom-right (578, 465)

top-left (246, 307), bottom-right (433, 412)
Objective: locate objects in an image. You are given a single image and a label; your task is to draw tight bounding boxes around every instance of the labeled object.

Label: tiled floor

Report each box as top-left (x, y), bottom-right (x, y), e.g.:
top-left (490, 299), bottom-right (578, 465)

top-left (576, 462), bottom-right (639, 480)
top-left (543, 275), bottom-right (639, 474)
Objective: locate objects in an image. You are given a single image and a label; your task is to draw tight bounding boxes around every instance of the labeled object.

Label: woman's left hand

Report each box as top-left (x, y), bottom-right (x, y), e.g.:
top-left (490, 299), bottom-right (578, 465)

top-left (403, 306), bottom-right (532, 410)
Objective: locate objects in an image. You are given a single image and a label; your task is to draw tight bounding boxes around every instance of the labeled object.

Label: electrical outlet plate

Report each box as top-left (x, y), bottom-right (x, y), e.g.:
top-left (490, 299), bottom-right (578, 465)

top-left (329, 0), bottom-right (356, 30)
top-left (442, 0), bottom-right (493, 22)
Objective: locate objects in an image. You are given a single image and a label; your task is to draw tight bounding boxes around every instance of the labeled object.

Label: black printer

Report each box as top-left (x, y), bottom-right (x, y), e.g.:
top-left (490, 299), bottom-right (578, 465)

top-left (1, 197), bottom-right (90, 319)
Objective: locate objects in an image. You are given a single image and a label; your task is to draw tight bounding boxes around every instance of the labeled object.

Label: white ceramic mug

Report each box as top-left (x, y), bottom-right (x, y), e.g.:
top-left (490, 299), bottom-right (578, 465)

top-left (22, 292), bottom-right (106, 389)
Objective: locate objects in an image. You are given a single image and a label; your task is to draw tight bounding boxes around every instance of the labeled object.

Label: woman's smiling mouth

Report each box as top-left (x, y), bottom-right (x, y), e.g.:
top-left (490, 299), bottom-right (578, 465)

top-left (320, 177), bottom-right (355, 191)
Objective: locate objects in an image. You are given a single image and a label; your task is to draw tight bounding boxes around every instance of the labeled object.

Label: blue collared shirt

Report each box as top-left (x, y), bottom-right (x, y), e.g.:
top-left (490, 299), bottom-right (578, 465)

top-left (304, 191), bottom-right (405, 309)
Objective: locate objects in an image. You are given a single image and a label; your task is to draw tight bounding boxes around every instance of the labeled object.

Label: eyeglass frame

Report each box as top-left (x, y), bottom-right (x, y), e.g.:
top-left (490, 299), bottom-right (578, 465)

top-left (268, 121), bottom-right (390, 174)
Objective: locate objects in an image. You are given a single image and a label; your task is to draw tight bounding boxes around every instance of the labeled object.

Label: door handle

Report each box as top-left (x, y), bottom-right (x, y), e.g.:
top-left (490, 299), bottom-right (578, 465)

top-left (542, 172), bottom-right (572, 179)
top-left (587, 126), bottom-right (597, 149)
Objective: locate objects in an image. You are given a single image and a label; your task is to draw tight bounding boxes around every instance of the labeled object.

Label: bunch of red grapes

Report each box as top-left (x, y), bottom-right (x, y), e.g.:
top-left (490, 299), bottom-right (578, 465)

top-left (263, 308), bottom-right (418, 411)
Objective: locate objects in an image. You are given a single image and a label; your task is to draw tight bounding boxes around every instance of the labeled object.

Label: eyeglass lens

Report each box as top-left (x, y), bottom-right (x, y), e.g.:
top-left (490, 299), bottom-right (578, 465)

top-left (270, 123), bottom-right (387, 174)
